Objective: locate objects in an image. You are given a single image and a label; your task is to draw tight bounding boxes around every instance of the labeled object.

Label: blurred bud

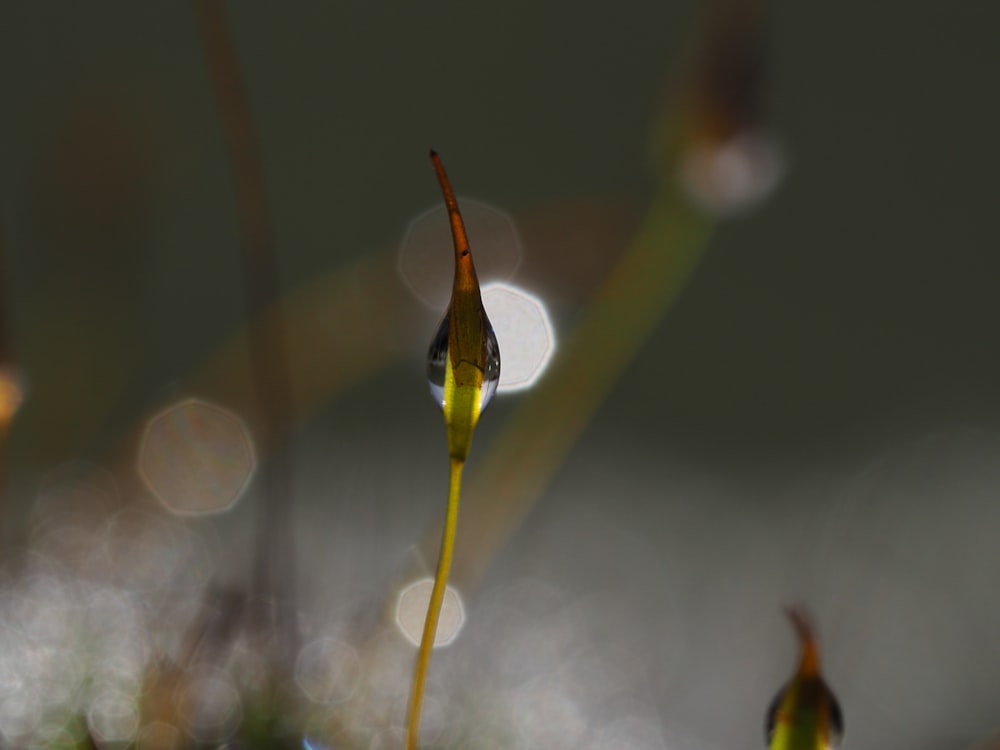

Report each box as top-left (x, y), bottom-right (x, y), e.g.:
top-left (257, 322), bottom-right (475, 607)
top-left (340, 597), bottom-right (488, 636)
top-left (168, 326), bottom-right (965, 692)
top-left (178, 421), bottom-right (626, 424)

top-left (679, 129), bottom-right (784, 217)
top-left (655, 0), bottom-right (784, 216)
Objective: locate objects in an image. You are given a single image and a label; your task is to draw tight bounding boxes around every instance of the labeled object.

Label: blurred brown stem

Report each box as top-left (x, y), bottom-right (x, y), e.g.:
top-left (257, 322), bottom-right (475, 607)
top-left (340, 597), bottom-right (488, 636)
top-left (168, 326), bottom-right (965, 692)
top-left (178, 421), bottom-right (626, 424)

top-left (196, 0), bottom-right (299, 667)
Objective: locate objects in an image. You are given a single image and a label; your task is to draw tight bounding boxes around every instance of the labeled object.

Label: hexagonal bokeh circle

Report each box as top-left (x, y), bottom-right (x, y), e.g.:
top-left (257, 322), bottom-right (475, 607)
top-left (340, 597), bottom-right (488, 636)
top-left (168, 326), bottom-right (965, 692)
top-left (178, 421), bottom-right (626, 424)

top-left (139, 399), bottom-right (255, 516)
top-left (398, 199), bottom-right (523, 309)
top-left (482, 282), bottom-right (556, 393)
top-left (295, 636), bottom-right (362, 706)
top-left (395, 578), bottom-right (466, 648)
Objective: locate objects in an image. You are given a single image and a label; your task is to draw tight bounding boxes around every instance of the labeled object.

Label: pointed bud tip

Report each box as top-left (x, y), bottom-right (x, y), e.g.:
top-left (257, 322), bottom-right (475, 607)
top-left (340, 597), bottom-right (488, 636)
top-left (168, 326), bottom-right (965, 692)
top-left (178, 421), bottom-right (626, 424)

top-left (784, 605), bottom-right (814, 636)
top-left (784, 605), bottom-right (821, 675)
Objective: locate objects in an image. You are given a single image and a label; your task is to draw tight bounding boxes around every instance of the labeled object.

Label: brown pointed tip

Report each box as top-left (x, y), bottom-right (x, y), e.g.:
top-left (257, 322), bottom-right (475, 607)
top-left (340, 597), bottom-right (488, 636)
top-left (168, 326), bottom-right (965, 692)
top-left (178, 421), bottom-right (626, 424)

top-left (784, 605), bottom-right (821, 676)
top-left (429, 148), bottom-right (439, 159)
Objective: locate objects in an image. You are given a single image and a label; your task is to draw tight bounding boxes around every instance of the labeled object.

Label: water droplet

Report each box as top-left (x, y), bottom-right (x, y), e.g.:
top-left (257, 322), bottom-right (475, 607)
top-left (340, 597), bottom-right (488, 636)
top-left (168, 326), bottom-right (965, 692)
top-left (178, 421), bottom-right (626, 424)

top-left (427, 312), bottom-right (450, 410)
top-left (426, 310), bottom-right (501, 413)
top-left (481, 320), bottom-right (501, 410)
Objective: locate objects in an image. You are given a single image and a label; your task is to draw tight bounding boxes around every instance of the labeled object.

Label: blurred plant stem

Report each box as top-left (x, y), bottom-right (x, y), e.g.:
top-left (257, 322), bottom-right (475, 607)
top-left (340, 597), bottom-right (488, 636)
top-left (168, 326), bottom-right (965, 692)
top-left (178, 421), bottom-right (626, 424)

top-left (197, 0), bottom-right (299, 672)
top-left (175, 1), bottom-right (767, 684)
top-left (0, 225), bottom-right (11, 540)
top-left (179, 0), bottom-right (766, 609)
top-left (441, 182), bottom-right (713, 589)
top-left (429, 0), bottom-right (769, 592)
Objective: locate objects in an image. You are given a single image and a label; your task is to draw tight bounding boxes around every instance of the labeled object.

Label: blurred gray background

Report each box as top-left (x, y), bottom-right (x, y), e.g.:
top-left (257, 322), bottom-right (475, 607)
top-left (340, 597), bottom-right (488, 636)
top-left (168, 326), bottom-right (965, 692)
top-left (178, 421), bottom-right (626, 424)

top-left (1, 2), bottom-right (999, 749)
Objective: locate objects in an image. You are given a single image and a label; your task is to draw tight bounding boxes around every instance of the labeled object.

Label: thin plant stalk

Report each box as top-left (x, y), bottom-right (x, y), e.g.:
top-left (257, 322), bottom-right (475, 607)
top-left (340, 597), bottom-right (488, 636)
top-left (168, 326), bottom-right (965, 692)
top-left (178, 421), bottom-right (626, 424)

top-left (407, 456), bottom-right (463, 750)
top-left (405, 152), bottom-right (499, 750)
top-left (197, 0), bottom-right (299, 667)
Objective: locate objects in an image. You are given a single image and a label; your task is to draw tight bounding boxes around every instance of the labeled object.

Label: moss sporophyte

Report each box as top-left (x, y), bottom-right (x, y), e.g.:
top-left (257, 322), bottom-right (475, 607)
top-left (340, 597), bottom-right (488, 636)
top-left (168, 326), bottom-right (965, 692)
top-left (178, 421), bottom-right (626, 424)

top-left (405, 151), bottom-right (501, 750)
top-left (765, 608), bottom-right (844, 750)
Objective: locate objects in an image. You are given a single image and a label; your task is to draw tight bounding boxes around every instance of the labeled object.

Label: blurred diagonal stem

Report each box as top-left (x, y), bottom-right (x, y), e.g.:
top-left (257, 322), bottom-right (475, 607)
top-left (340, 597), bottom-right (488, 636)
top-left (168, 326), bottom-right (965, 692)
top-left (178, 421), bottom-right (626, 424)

top-left (441, 182), bottom-right (714, 590)
top-left (197, 0), bottom-right (299, 667)
top-left (424, 0), bottom-right (764, 595)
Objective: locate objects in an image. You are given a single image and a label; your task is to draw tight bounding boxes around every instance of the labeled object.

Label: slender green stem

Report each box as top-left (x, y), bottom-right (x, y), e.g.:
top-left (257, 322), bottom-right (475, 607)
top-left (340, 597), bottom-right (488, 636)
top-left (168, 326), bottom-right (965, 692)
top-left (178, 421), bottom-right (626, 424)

top-left (406, 456), bottom-right (465, 750)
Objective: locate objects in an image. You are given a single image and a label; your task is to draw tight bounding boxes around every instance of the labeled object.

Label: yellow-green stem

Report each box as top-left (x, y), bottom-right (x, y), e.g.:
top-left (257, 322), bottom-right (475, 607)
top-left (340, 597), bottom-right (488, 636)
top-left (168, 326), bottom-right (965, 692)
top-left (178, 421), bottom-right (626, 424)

top-left (406, 456), bottom-right (465, 750)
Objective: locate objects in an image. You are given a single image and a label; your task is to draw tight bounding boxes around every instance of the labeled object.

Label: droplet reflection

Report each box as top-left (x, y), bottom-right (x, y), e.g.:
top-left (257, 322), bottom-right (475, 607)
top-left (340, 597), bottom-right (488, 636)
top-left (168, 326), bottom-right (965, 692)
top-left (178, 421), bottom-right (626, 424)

top-left (427, 312), bottom-right (501, 413)
top-left (395, 578), bottom-right (466, 648)
top-left (139, 399), bottom-right (256, 516)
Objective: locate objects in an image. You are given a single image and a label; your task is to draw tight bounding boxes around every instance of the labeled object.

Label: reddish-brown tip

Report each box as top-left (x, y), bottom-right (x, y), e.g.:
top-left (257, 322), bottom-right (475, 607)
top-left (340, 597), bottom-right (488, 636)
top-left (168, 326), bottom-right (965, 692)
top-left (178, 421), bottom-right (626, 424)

top-left (785, 605), bottom-right (821, 677)
top-left (429, 151), bottom-right (477, 287)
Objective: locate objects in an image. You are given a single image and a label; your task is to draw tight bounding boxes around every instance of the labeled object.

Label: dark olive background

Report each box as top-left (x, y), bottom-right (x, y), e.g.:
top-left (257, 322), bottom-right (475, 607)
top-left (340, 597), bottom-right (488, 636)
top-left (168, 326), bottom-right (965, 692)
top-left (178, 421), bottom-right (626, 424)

top-left (1, 2), bottom-right (999, 749)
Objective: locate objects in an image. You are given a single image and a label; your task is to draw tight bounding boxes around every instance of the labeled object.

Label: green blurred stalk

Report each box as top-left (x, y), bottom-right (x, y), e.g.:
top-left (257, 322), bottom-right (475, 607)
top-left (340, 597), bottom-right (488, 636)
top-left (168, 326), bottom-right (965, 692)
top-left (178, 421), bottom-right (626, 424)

top-left (441, 180), bottom-right (715, 590)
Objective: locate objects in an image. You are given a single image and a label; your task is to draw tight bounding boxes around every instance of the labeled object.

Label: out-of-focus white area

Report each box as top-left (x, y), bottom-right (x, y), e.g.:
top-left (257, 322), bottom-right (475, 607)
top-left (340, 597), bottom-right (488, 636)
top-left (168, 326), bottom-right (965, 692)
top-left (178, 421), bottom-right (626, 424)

top-left (395, 578), bottom-right (466, 648)
top-left (0, 465), bottom-right (223, 747)
top-left (481, 282), bottom-right (556, 393)
top-left (398, 200), bottom-right (523, 310)
top-left (3, 416), bottom-right (1000, 749)
top-left (679, 131), bottom-right (785, 217)
top-left (286, 422), bottom-right (1000, 750)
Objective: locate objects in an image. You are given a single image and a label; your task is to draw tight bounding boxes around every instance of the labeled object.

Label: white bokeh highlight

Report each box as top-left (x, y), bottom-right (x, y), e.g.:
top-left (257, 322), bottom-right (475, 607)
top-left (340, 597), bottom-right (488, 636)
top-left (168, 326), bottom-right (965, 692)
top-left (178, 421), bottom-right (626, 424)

top-left (482, 282), bottom-right (555, 393)
top-left (679, 131), bottom-right (785, 217)
top-left (395, 578), bottom-right (466, 648)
